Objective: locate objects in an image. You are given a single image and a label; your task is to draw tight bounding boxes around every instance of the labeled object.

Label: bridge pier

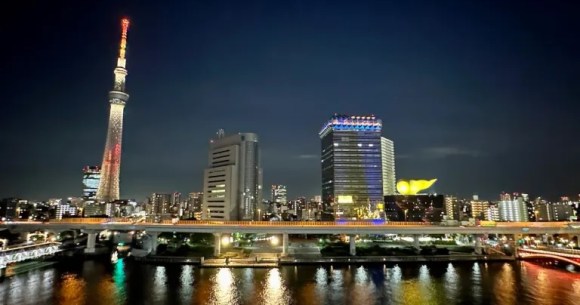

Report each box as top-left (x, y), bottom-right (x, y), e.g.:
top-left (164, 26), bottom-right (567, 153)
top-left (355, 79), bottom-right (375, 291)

top-left (473, 234), bottom-right (482, 255)
top-left (213, 233), bottom-right (221, 257)
top-left (282, 233), bottom-right (289, 256)
top-left (349, 235), bottom-right (356, 256)
top-left (148, 232), bottom-right (159, 255)
top-left (83, 231), bottom-right (98, 254)
top-left (413, 234), bottom-right (420, 250)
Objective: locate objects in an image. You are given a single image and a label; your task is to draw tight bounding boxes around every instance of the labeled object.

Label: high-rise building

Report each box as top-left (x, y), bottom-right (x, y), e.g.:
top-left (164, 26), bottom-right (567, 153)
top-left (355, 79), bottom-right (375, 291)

top-left (484, 204), bottom-right (500, 221)
top-left (470, 200), bottom-right (489, 220)
top-left (320, 114), bottom-right (383, 218)
top-left (444, 195), bottom-right (460, 220)
top-left (82, 166), bottom-right (101, 200)
top-left (0, 198), bottom-right (19, 219)
top-left (498, 193), bottom-right (528, 221)
top-left (149, 193), bottom-right (172, 218)
top-left (552, 202), bottom-right (573, 221)
top-left (184, 192), bottom-right (203, 219)
top-left (381, 137), bottom-right (396, 196)
top-left (271, 185), bottom-right (288, 204)
top-left (534, 200), bottom-right (553, 221)
top-left (202, 131), bottom-right (263, 220)
top-left (96, 18), bottom-right (131, 203)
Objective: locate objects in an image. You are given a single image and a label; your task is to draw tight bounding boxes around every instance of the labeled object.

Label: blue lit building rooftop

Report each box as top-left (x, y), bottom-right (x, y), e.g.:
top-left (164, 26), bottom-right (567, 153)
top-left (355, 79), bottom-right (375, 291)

top-left (319, 114), bottom-right (382, 137)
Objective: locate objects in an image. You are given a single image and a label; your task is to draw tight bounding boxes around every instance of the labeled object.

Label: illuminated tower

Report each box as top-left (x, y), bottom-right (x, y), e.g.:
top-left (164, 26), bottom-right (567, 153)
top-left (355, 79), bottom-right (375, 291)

top-left (96, 18), bottom-right (130, 202)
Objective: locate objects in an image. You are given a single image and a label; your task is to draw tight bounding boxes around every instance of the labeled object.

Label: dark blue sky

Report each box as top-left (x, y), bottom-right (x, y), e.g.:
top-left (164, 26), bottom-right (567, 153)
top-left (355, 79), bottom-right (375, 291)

top-left (1, 0), bottom-right (580, 201)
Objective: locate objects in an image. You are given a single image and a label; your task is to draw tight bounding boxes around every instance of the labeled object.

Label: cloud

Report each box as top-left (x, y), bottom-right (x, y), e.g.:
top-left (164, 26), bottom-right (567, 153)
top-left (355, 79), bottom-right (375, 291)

top-left (296, 154), bottom-right (319, 159)
top-left (422, 147), bottom-right (482, 158)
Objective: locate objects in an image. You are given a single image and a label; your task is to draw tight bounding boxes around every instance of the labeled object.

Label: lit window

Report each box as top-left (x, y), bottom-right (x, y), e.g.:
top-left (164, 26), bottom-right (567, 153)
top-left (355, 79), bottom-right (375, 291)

top-left (334, 143), bottom-right (339, 147)
top-left (369, 144), bottom-right (374, 147)
top-left (357, 143), bottom-right (362, 147)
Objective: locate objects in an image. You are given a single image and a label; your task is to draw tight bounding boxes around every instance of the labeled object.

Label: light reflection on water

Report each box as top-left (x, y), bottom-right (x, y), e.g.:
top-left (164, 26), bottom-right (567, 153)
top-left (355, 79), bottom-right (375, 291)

top-left (0, 261), bottom-right (579, 305)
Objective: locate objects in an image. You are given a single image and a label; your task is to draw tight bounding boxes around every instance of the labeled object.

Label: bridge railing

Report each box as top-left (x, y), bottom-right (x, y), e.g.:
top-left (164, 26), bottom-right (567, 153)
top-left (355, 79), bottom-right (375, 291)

top-left (1, 242), bottom-right (61, 254)
top-left (170, 220), bottom-right (430, 226)
top-left (496, 221), bottom-right (571, 228)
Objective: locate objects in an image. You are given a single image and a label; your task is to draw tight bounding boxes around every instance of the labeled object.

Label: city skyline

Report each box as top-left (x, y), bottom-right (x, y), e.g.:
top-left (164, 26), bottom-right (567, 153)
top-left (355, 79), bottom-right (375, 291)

top-left (2, 1), bottom-right (580, 200)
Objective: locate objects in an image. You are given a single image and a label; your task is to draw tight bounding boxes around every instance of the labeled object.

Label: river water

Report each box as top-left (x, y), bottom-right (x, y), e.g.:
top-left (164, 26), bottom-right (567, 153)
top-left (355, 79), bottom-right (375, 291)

top-left (0, 260), bottom-right (579, 305)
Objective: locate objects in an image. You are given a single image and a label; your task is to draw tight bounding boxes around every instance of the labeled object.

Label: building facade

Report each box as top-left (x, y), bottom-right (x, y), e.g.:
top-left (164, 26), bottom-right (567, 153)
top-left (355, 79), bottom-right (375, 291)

top-left (149, 193), bottom-right (173, 218)
top-left (320, 114), bottom-right (383, 218)
top-left (82, 166), bottom-right (101, 200)
top-left (470, 200), bottom-right (490, 220)
top-left (271, 185), bottom-right (288, 204)
top-left (444, 195), bottom-right (460, 220)
top-left (202, 132), bottom-right (263, 220)
top-left (498, 193), bottom-right (528, 222)
top-left (381, 137), bottom-right (396, 196)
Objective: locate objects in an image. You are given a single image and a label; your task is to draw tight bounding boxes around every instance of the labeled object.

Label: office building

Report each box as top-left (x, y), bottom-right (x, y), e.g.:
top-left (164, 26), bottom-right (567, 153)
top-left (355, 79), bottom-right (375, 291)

top-left (271, 185), bottom-right (288, 204)
top-left (381, 137), bottom-right (396, 195)
top-left (202, 131), bottom-right (263, 220)
top-left (320, 114), bottom-right (383, 218)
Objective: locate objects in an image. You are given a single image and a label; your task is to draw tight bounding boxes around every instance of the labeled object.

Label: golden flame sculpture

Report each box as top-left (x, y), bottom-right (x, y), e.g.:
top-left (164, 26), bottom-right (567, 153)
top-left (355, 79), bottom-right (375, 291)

top-left (396, 179), bottom-right (437, 195)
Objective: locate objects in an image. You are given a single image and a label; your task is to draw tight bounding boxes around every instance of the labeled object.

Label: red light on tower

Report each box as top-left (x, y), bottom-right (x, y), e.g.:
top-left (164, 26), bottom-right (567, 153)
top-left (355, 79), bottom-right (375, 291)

top-left (121, 18), bottom-right (130, 35)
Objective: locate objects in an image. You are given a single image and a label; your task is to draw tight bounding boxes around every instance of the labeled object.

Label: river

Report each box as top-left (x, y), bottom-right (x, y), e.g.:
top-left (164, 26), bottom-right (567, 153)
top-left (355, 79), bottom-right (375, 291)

top-left (0, 260), bottom-right (579, 305)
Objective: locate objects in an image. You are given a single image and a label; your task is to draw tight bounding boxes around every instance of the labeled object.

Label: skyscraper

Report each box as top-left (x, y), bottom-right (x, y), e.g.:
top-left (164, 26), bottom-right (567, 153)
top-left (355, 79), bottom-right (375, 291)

top-left (202, 131), bottom-right (263, 220)
top-left (82, 166), bottom-right (101, 200)
top-left (320, 114), bottom-right (383, 218)
top-left (271, 185), bottom-right (288, 204)
top-left (381, 137), bottom-right (396, 195)
top-left (96, 18), bottom-right (131, 202)
top-left (149, 193), bottom-right (172, 218)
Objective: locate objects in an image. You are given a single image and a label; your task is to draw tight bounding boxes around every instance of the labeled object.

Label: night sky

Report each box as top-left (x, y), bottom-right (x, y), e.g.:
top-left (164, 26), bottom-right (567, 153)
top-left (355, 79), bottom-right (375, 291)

top-left (2, 1), bottom-right (580, 201)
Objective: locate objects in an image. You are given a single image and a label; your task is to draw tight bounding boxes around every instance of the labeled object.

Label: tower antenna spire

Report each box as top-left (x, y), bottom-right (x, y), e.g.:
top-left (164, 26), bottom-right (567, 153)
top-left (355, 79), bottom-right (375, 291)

top-left (117, 18), bottom-right (130, 67)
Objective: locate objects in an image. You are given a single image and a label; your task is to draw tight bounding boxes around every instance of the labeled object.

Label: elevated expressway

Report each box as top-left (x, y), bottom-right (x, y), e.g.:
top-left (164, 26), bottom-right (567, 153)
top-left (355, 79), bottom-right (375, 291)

top-left (2, 219), bottom-right (578, 257)
top-left (2, 219), bottom-right (577, 235)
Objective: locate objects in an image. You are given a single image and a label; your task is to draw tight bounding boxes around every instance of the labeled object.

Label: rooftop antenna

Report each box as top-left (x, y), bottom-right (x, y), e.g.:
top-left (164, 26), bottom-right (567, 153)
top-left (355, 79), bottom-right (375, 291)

top-left (217, 129), bottom-right (225, 138)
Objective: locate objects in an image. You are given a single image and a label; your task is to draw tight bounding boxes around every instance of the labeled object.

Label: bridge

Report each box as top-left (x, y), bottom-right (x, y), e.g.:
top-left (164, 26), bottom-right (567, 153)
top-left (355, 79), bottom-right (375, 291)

top-left (517, 247), bottom-right (580, 267)
top-left (0, 242), bottom-right (61, 278)
top-left (1, 219), bottom-right (579, 257)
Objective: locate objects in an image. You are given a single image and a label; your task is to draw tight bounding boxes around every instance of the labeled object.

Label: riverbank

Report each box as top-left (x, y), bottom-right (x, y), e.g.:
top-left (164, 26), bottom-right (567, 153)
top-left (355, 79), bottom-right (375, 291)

top-left (132, 254), bottom-right (515, 267)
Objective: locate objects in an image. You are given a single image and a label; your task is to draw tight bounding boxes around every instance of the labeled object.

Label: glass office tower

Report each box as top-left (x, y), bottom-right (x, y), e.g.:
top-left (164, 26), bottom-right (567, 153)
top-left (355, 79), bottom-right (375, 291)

top-left (320, 114), bottom-right (383, 218)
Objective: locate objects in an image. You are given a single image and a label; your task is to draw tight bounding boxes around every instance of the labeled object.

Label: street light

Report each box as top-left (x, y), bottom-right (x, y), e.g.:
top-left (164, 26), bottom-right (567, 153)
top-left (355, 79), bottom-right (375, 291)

top-left (271, 236), bottom-right (279, 246)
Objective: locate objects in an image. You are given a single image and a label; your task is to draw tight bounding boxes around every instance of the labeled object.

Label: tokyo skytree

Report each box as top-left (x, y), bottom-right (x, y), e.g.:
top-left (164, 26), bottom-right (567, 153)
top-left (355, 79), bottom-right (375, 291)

top-left (96, 18), bottom-right (130, 202)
